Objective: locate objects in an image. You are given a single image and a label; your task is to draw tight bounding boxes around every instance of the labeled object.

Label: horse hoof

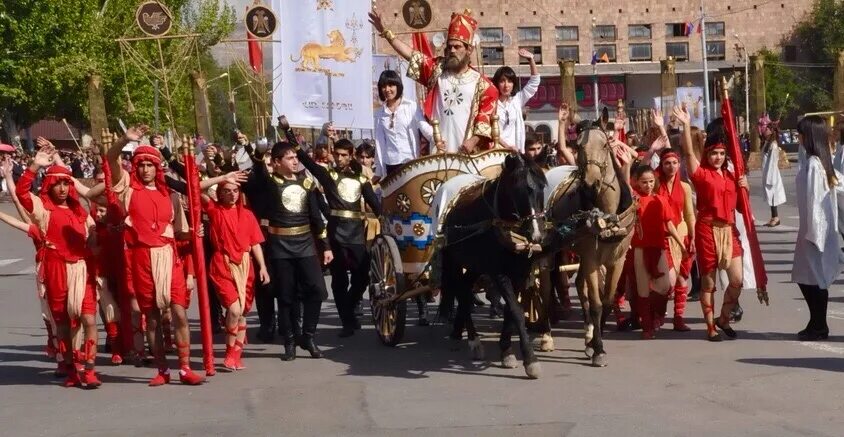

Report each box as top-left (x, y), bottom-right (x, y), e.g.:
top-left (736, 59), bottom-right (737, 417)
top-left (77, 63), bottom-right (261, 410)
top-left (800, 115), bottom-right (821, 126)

top-left (501, 353), bottom-right (519, 369)
top-left (584, 346), bottom-right (594, 358)
top-left (539, 334), bottom-right (555, 352)
top-left (525, 361), bottom-right (542, 379)
top-left (468, 338), bottom-right (485, 361)
top-left (591, 353), bottom-right (608, 367)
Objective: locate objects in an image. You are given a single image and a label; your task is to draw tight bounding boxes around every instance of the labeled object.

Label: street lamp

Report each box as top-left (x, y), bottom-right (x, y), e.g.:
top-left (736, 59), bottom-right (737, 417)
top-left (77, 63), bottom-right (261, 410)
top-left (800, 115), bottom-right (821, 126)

top-left (591, 17), bottom-right (598, 119)
top-left (204, 72), bottom-right (228, 88)
top-left (734, 34), bottom-right (750, 134)
top-left (227, 81), bottom-right (253, 127)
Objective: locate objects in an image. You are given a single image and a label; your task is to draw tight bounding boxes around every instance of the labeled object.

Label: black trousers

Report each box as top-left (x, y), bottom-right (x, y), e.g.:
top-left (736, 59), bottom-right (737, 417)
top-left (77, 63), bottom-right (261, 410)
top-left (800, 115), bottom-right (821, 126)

top-left (272, 256), bottom-right (327, 340)
top-left (255, 242), bottom-right (277, 333)
top-left (798, 283), bottom-right (829, 331)
top-left (329, 243), bottom-right (369, 328)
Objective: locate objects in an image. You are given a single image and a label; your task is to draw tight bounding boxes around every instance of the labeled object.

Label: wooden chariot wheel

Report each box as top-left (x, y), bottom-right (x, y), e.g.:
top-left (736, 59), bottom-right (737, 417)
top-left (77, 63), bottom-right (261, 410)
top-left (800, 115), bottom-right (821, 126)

top-left (369, 235), bottom-right (407, 346)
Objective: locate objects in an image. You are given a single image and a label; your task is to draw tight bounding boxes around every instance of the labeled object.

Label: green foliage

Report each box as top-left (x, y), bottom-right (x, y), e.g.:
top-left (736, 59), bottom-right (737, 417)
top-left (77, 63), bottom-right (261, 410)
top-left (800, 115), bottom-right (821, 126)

top-left (0, 0), bottom-right (242, 141)
top-left (794, 0), bottom-right (844, 108)
top-left (760, 49), bottom-right (804, 119)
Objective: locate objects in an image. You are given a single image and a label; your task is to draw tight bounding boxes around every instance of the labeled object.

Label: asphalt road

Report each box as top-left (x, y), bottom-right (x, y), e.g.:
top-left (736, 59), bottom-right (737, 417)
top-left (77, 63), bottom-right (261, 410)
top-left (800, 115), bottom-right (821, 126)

top-left (1, 167), bottom-right (843, 437)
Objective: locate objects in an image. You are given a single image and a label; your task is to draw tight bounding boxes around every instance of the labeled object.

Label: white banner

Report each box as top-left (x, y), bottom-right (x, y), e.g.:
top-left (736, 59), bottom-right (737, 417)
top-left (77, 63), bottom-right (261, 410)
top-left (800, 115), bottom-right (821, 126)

top-left (273, 0), bottom-right (372, 129)
top-left (676, 86), bottom-right (705, 129)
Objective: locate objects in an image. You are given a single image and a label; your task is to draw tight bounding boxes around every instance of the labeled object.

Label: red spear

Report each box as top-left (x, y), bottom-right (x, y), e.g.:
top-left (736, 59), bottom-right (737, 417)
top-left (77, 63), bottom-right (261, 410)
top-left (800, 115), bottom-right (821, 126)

top-left (719, 78), bottom-right (769, 305)
top-left (182, 137), bottom-right (216, 376)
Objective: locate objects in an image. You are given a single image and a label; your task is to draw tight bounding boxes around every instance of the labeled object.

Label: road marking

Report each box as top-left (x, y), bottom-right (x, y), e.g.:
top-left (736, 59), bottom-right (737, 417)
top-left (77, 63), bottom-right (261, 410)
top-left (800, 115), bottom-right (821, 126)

top-left (14, 266), bottom-right (35, 275)
top-left (0, 258), bottom-right (23, 267)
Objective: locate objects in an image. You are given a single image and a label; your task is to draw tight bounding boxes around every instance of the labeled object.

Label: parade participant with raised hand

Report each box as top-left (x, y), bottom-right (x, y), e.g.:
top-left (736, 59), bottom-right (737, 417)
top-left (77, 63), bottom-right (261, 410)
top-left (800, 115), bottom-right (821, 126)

top-left (655, 148), bottom-right (696, 331)
top-left (369, 8), bottom-right (498, 153)
top-left (792, 115), bottom-right (840, 341)
top-left (289, 118), bottom-right (381, 337)
top-left (106, 125), bottom-right (205, 386)
top-left (759, 114), bottom-right (786, 227)
top-left (675, 105), bottom-right (747, 342)
top-left (16, 143), bottom-right (101, 388)
top-left (494, 48), bottom-right (540, 153)
top-left (555, 103), bottom-right (577, 166)
top-left (630, 164), bottom-right (688, 339)
top-left (373, 70), bottom-right (432, 183)
top-left (243, 126), bottom-right (333, 361)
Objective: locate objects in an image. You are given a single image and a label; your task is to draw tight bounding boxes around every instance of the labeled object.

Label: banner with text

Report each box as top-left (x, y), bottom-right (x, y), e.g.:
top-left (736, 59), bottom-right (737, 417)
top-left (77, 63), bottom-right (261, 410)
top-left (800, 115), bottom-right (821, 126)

top-left (273, 0), bottom-right (372, 129)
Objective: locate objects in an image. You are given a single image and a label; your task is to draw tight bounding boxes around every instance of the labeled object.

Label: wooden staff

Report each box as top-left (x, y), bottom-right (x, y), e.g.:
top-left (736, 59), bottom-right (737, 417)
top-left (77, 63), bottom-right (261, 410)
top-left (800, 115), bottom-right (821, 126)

top-left (182, 136), bottom-right (216, 376)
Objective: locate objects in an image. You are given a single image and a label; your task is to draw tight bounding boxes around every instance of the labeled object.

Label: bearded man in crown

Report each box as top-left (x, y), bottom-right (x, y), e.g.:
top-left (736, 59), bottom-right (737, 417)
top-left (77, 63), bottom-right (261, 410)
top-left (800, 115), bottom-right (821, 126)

top-left (369, 8), bottom-right (498, 153)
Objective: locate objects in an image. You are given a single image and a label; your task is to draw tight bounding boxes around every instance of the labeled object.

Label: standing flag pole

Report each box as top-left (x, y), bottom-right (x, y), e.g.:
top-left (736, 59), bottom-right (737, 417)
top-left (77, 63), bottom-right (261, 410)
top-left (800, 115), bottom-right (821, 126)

top-left (719, 78), bottom-right (769, 305)
top-left (182, 136), bottom-right (217, 376)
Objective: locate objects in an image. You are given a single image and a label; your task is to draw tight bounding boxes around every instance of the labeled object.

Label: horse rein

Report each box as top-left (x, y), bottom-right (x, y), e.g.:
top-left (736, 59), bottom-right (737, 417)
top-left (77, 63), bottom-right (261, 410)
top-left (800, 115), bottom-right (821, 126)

top-left (579, 128), bottom-right (619, 197)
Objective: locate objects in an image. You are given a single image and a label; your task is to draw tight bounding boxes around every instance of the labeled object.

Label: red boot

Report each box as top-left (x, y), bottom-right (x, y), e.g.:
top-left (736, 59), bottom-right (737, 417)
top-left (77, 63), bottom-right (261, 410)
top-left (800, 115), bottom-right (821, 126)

top-left (233, 340), bottom-right (246, 370)
top-left (148, 369), bottom-right (171, 387)
top-left (222, 345), bottom-right (237, 371)
top-left (80, 339), bottom-right (102, 388)
top-left (44, 320), bottom-right (57, 359)
top-left (637, 295), bottom-right (655, 339)
top-left (651, 292), bottom-right (668, 331)
top-left (672, 285), bottom-right (691, 331)
top-left (80, 368), bottom-right (101, 389)
top-left (63, 366), bottom-right (81, 388)
top-left (105, 322), bottom-right (123, 365)
top-left (177, 342), bottom-right (205, 385)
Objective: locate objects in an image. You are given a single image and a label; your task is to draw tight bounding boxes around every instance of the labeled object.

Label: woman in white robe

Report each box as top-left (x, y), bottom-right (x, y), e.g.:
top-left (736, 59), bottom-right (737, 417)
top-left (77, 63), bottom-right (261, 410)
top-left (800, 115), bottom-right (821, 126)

top-left (792, 115), bottom-right (840, 341)
top-left (761, 124), bottom-right (786, 226)
top-left (493, 49), bottom-right (540, 153)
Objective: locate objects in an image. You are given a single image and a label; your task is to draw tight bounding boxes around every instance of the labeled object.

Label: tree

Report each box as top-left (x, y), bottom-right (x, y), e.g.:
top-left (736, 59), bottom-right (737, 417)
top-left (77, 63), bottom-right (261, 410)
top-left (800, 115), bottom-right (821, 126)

top-left (0, 0), bottom-right (238, 141)
top-left (794, 0), bottom-right (844, 109)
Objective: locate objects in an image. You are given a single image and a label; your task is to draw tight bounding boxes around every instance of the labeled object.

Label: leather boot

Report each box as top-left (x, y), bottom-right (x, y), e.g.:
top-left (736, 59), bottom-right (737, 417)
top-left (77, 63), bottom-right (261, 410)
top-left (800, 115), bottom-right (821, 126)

top-left (281, 337), bottom-right (297, 361)
top-left (297, 334), bottom-right (323, 358)
top-left (105, 322), bottom-right (123, 364)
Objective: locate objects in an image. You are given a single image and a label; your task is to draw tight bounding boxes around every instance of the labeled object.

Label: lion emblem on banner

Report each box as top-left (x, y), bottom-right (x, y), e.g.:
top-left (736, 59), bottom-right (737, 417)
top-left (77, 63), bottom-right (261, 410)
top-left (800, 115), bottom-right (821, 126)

top-left (290, 30), bottom-right (361, 76)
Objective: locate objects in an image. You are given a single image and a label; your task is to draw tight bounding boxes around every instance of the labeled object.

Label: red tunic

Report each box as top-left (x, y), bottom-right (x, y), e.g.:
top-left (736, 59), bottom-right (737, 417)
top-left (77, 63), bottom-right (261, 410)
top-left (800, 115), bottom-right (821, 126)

top-left (205, 201), bottom-right (264, 311)
top-left (633, 193), bottom-right (674, 278)
top-left (690, 166), bottom-right (738, 224)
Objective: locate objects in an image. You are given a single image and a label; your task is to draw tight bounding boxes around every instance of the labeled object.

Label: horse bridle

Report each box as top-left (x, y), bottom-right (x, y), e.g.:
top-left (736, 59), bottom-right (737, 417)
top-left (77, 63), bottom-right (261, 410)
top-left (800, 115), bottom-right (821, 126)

top-left (578, 128), bottom-right (618, 196)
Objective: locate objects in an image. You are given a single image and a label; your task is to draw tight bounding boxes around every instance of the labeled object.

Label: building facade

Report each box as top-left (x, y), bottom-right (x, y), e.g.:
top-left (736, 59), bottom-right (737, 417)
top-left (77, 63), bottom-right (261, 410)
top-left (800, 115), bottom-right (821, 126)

top-left (374, 0), bottom-right (813, 141)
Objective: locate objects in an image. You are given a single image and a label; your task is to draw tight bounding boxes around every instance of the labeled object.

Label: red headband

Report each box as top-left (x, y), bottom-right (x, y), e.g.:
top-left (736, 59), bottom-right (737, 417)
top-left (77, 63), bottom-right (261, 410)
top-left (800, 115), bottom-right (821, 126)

top-left (131, 145), bottom-right (163, 166)
top-left (661, 151), bottom-right (680, 162)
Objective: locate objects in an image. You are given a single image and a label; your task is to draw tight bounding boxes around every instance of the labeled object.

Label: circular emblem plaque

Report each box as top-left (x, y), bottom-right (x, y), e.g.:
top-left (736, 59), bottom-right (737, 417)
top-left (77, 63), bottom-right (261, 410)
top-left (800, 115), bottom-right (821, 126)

top-left (135, 1), bottom-right (173, 37)
top-left (401, 0), bottom-right (432, 30)
top-left (245, 5), bottom-right (278, 38)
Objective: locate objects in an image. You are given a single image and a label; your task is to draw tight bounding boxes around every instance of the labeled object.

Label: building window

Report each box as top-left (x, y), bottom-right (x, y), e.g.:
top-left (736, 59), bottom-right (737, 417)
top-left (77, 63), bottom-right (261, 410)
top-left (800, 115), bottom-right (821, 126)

top-left (705, 21), bottom-right (725, 37)
top-left (706, 41), bottom-right (726, 61)
top-left (520, 46), bottom-right (542, 64)
top-left (479, 27), bottom-right (504, 44)
top-left (629, 43), bottom-right (652, 61)
top-left (665, 23), bottom-right (687, 37)
top-left (518, 27), bottom-right (542, 42)
top-left (556, 26), bottom-right (578, 41)
top-left (594, 25), bottom-right (616, 41)
top-left (556, 45), bottom-right (579, 62)
top-left (595, 44), bottom-right (617, 62)
top-left (784, 45), bottom-right (797, 62)
top-left (628, 24), bottom-right (652, 40)
top-left (482, 46), bottom-right (504, 64)
top-left (666, 42), bottom-right (689, 61)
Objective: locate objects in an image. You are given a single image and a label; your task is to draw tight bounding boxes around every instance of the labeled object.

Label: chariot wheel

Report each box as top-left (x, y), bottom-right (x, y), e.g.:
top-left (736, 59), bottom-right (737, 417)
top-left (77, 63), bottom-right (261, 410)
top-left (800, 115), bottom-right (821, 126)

top-left (369, 235), bottom-right (407, 346)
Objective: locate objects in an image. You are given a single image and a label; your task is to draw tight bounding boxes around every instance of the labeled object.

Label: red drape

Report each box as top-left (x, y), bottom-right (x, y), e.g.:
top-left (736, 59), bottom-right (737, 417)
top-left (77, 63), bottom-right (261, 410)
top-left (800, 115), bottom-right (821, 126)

top-left (248, 28), bottom-right (263, 74)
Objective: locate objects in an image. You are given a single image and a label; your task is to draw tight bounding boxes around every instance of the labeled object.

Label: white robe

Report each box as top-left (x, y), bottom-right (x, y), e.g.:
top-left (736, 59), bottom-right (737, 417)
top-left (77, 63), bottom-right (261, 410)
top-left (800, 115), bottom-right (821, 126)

top-left (761, 141), bottom-right (786, 207)
top-left (434, 69), bottom-right (480, 153)
top-left (792, 155), bottom-right (841, 289)
top-left (496, 74), bottom-right (541, 153)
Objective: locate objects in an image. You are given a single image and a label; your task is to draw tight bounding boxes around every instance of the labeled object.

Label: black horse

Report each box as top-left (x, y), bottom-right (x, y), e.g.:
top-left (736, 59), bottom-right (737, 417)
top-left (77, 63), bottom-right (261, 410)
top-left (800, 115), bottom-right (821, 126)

top-left (438, 154), bottom-right (547, 379)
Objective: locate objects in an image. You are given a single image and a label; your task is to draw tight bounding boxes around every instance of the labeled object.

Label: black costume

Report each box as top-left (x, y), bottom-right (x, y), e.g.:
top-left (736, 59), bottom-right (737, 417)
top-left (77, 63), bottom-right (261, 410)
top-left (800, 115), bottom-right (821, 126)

top-left (297, 149), bottom-right (380, 335)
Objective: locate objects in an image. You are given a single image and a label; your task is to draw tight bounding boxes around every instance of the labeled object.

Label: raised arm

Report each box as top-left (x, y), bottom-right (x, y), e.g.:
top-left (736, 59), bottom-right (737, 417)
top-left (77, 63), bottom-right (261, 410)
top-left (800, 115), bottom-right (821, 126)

top-left (556, 104), bottom-right (576, 165)
top-left (517, 49), bottom-right (541, 101)
top-left (672, 106), bottom-right (698, 175)
top-left (0, 210), bottom-right (30, 233)
top-left (1, 157), bottom-right (31, 223)
top-left (17, 145), bottom-right (56, 213)
top-left (199, 170), bottom-right (247, 191)
top-left (369, 11), bottom-right (414, 60)
top-left (107, 125), bottom-right (148, 186)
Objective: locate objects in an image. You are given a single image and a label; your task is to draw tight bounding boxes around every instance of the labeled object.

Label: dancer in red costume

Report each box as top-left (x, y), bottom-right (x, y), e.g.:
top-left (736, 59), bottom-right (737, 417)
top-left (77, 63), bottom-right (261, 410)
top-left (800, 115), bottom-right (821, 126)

top-left (105, 126), bottom-right (204, 386)
top-left (16, 144), bottom-right (101, 388)
top-left (655, 148), bottom-right (696, 331)
top-left (630, 165), bottom-right (688, 339)
top-left (203, 181), bottom-right (269, 371)
top-left (90, 195), bottom-right (125, 365)
top-left (675, 106), bottom-right (747, 341)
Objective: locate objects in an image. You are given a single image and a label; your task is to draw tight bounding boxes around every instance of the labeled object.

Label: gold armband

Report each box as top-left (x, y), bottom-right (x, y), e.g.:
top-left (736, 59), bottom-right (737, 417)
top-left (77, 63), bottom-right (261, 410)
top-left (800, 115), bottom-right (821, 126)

top-left (381, 29), bottom-right (395, 42)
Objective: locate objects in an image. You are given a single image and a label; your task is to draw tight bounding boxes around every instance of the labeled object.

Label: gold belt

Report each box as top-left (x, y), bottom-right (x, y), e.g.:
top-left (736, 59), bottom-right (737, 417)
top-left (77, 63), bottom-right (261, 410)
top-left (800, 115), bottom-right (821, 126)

top-left (330, 209), bottom-right (364, 219)
top-left (267, 224), bottom-right (311, 236)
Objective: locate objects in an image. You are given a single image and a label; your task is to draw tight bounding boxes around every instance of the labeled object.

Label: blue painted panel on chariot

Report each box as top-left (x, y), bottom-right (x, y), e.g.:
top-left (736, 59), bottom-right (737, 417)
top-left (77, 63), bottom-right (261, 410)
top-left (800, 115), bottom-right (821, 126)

top-left (388, 212), bottom-right (434, 250)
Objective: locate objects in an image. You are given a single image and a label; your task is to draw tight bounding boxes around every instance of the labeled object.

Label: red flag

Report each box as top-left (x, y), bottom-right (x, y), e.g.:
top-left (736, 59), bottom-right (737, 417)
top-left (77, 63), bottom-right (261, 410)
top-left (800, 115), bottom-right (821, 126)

top-left (720, 85), bottom-right (768, 293)
top-left (247, 26), bottom-right (263, 74)
top-left (411, 32), bottom-right (436, 119)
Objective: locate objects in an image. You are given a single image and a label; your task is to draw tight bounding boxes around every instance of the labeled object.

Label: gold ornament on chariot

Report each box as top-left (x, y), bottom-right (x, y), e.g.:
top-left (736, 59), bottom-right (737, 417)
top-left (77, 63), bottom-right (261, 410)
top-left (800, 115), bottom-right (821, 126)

top-left (281, 184), bottom-right (307, 213)
top-left (402, 0), bottom-right (432, 30)
top-left (396, 193), bottom-right (411, 213)
top-left (412, 223), bottom-right (426, 236)
top-left (337, 177), bottom-right (362, 203)
top-left (420, 178), bottom-right (442, 205)
top-left (136, 1), bottom-right (173, 37)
